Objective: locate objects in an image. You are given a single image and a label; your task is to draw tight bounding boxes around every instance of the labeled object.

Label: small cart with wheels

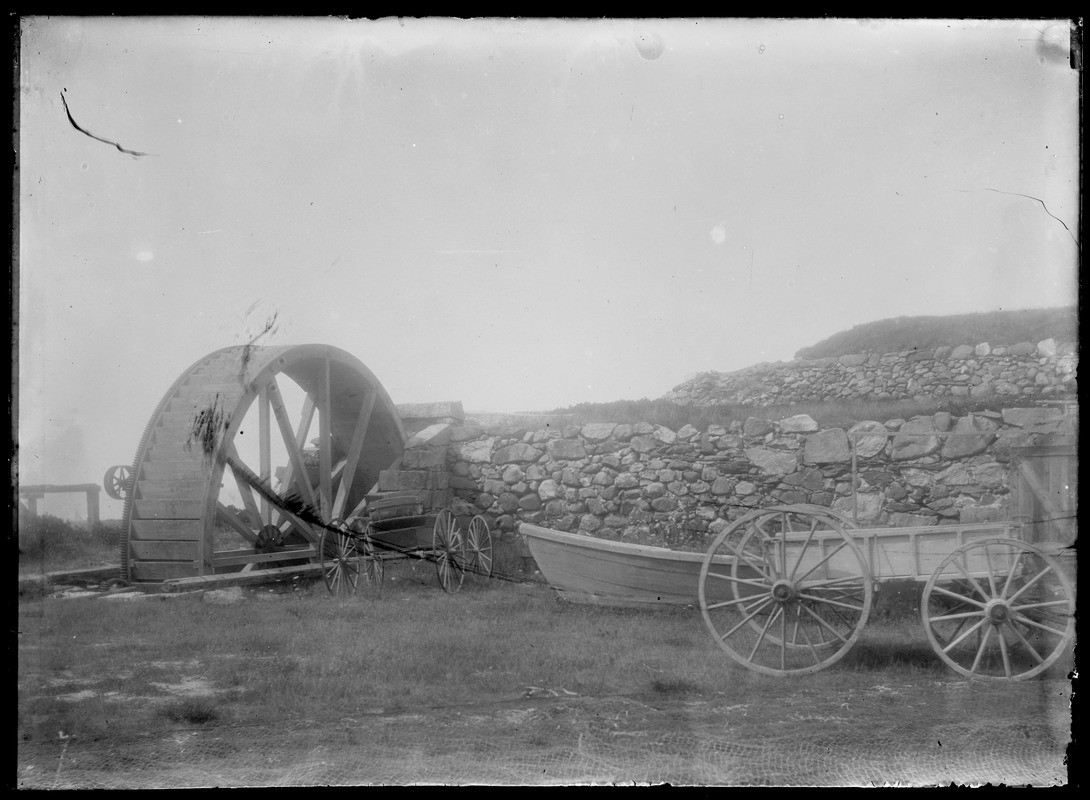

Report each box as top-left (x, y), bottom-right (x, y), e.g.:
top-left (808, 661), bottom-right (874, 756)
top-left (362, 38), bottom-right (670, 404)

top-left (697, 505), bottom-right (1075, 680)
top-left (319, 492), bottom-right (495, 597)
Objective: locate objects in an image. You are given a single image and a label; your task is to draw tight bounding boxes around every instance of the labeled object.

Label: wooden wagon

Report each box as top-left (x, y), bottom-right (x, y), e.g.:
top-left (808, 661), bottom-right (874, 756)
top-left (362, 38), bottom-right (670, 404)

top-left (318, 493), bottom-right (494, 596)
top-left (697, 505), bottom-right (1076, 680)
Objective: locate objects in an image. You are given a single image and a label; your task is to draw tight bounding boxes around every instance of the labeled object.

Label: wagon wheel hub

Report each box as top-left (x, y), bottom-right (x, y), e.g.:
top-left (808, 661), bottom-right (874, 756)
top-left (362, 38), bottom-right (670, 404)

top-left (984, 599), bottom-right (1011, 625)
top-left (770, 579), bottom-right (797, 604)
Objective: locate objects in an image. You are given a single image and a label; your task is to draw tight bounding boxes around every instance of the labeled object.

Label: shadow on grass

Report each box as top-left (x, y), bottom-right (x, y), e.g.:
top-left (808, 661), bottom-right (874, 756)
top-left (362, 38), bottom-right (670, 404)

top-left (159, 699), bottom-right (221, 725)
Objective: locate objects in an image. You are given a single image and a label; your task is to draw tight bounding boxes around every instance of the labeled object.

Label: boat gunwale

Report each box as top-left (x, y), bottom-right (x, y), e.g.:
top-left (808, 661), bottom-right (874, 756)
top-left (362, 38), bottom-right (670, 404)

top-left (518, 522), bottom-right (728, 564)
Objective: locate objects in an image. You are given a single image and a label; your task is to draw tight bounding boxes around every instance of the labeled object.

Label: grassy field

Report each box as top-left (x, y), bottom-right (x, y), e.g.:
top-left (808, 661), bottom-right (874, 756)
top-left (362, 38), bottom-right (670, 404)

top-left (18, 557), bottom-right (1072, 739)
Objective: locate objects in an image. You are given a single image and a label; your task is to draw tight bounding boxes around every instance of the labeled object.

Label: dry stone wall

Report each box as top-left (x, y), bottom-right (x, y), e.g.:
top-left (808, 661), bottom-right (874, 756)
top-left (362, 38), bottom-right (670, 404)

top-left (663, 339), bottom-right (1077, 407)
top-left (382, 405), bottom-right (1076, 551)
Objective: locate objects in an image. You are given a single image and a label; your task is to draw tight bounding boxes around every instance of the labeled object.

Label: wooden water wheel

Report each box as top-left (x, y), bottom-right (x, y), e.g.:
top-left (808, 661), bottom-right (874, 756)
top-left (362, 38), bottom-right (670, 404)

top-left (120, 345), bottom-right (406, 583)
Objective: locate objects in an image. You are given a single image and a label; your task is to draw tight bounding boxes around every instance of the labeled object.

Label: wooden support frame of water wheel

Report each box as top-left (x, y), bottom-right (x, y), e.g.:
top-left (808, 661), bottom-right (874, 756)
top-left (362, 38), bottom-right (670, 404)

top-left (120, 345), bottom-right (406, 584)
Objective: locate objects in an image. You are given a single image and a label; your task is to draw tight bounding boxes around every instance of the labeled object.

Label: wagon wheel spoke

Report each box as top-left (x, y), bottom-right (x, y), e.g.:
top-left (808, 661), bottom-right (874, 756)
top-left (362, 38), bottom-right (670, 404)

top-left (699, 506), bottom-right (872, 676)
top-left (362, 530), bottom-right (384, 591)
top-left (922, 538), bottom-right (1075, 680)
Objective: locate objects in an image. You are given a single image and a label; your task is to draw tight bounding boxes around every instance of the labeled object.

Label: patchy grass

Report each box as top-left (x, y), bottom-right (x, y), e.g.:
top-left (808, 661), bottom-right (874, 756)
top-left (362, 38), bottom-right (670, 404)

top-left (794, 306), bottom-right (1076, 360)
top-left (17, 564), bottom-right (1069, 749)
top-left (18, 515), bottom-right (119, 575)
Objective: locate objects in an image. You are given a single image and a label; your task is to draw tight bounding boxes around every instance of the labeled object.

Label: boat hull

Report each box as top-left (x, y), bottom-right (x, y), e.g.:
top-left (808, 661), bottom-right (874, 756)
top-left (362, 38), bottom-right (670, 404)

top-left (519, 522), bottom-right (739, 609)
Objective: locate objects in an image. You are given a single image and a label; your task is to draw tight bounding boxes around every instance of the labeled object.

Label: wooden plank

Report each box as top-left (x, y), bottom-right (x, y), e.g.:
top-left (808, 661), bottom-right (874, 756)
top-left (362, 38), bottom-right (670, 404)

top-left (131, 561), bottom-right (202, 582)
top-left (134, 499), bottom-right (205, 519)
top-left (135, 480), bottom-right (207, 499)
top-left (159, 562), bottom-right (324, 591)
top-left (19, 484), bottom-right (101, 493)
top-left (131, 540), bottom-right (200, 560)
top-left (130, 519), bottom-right (203, 540)
top-left (211, 546), bottom-right (317, 567)
top-left (139, 461), bottom-right (208, 481)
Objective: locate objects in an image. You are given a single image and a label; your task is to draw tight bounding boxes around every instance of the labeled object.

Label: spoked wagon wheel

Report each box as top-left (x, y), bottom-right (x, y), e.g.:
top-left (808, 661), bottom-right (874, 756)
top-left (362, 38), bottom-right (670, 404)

top-left (104, 465), bottom-right (133, 500)
top-left (464, 515), bottom-right (494, 578)
top-left (362, 530), bottom-right (384, 590)
top-left (699, 505), bottom-right (874, 676)
top-left (320, 525), bottom-right (360, 597)
top-left (120, 344), bottom-right (406, 584)
top-left (432, 509), bottom-right (466, 593)
top-left (922, 537), bottom-right (1075, 680)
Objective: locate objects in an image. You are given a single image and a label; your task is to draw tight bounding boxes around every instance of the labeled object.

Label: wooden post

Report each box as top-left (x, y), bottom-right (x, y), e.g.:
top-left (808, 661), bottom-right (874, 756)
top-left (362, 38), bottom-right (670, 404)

top-left (86, 487), bottom-right (100, 525)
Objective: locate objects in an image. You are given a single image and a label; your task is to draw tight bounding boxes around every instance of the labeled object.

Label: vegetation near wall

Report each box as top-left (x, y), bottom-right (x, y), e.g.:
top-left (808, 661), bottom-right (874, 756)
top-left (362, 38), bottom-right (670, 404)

top-left (793, 306), bottom-right (1077, 360)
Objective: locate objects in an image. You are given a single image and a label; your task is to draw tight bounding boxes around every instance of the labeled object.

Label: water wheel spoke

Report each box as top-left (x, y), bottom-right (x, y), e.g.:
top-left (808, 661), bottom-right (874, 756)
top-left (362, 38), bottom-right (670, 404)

top-left (216, 501), bottom-right (258, 544)
top-left (266, 376), bottom-right (319, 512)
top-left (331, 393), bottom-right (376, 520)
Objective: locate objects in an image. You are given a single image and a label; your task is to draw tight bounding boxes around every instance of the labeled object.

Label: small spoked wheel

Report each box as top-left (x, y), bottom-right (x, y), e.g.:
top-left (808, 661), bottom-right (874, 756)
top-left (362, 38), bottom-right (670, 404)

top-left (320, 525), bottom-right (361, 598)
top-left (699, 505), bottom-right (874, 676)
top-left (432, 509), bottom-right (466, 593)
top-left (922, 537), bottom-right (1075, 680)
top-left (361, 523), bottom-right (384, 590)
top-left (104, 465), bottom-right (132, 501)
top-left (464, 515), bottom-right (494, 578)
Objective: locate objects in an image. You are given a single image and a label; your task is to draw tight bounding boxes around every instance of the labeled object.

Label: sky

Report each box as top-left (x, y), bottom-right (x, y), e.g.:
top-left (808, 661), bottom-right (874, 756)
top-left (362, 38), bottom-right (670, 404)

top-left (15, 17), bottom-right (1080, 520)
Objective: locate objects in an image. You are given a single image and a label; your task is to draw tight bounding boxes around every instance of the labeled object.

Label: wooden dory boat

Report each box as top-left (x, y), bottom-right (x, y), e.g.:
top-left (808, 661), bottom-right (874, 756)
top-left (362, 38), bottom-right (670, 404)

top-left (518, 522), bottom-right (740, 609)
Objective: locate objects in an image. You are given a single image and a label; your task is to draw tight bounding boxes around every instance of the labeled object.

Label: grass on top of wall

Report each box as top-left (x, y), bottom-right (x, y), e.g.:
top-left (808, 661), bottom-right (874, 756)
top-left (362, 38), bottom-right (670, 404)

top-left (548, 393), bottom-right (1041, 432)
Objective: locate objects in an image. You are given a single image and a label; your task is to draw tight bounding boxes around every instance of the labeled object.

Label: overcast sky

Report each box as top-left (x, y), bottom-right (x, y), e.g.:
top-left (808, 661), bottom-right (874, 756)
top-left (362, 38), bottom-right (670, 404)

top-left (16, 17), bottom-right (1079, 520)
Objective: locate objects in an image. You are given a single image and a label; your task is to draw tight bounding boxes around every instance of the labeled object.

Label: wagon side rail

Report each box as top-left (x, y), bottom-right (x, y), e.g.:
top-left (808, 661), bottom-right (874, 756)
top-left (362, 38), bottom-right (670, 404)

top-left (780, 521), bottom-right (1033, 584)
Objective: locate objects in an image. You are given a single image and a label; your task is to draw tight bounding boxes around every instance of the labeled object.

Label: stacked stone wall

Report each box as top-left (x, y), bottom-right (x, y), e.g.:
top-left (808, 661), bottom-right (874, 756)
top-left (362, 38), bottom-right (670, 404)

top-left (664, 339), bottom-right (1077, 408)
top-left (384, 407), bottom-right (1076, 553)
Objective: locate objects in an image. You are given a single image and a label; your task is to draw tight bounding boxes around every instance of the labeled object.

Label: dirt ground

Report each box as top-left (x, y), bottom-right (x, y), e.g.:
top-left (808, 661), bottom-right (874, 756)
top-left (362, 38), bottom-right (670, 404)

top-left (17, 581), bottom-right (1074, 787)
